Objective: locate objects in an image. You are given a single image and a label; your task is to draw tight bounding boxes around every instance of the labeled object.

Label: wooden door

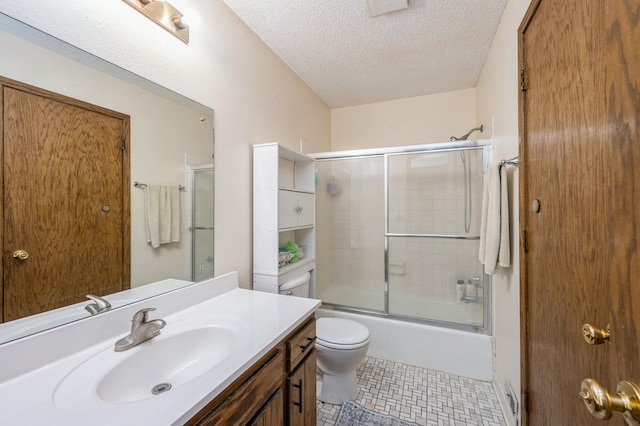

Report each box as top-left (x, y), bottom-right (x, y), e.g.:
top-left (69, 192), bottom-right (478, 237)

top-left (1, 78), bottom-right (130, 322)
top-left (519, 0), bottom-right (640, 424)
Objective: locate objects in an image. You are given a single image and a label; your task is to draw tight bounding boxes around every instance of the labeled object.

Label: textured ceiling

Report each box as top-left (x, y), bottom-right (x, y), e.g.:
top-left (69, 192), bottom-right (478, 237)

top-left (221, 0), bottom-right (507, 108)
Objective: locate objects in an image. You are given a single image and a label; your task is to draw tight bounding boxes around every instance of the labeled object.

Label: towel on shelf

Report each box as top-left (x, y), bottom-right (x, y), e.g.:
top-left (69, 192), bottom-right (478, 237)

top-left (479, 165), bottom-right (510, 275)
top-left (145, 185), bottom-right (181, 248)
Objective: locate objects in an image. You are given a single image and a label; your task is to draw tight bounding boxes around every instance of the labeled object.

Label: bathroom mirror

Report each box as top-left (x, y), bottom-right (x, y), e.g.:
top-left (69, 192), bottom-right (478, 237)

top-left (0, 13), bottom-right (215, 344)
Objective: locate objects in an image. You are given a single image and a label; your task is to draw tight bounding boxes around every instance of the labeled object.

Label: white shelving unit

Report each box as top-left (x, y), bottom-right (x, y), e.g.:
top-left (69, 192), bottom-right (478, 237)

top-left (253, 143), bottom-right (316, 293)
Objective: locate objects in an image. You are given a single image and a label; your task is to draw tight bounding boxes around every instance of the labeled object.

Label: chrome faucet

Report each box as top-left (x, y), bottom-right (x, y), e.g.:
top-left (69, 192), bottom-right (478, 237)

top-left (85, 294), bottom-right (112, 315)
top-left (114, 308), bottom-right (167, 352)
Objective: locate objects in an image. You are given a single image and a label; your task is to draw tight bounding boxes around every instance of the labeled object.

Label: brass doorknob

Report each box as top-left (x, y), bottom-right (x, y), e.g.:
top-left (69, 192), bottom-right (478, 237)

top-left (579, 378), bottom-right (640, 424)
top-left (582, 323), bottom-right (611, 345)
top-left (12, 250), bottom-right (29, 260)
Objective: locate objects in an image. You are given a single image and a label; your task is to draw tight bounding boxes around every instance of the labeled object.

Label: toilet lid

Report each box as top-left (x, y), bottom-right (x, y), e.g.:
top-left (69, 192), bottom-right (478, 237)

top-left (316, 318), bottom-right (370, 348)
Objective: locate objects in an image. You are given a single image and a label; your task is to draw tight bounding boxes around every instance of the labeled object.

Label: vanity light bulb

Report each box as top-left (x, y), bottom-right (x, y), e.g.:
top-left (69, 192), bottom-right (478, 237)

top-left (173, 14), bottom-right (187, 30)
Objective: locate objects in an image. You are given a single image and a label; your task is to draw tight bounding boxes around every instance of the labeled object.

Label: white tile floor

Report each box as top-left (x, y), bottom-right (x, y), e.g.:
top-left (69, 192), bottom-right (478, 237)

top-left (316, 356), bottom-right (506, 426)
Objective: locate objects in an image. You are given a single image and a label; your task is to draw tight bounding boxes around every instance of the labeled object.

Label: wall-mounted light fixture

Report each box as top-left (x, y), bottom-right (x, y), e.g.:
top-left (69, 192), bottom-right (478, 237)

top-left (122, 0), bottom-right (189, 44)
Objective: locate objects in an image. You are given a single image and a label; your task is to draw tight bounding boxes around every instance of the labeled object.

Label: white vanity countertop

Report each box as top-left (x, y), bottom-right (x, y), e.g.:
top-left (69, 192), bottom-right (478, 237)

top-left (0, 273), bottom-right (320, 425)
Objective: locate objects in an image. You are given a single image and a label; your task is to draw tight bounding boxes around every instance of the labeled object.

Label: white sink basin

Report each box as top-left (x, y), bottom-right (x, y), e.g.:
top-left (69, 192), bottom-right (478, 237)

top-left (97, 327), bottom-right (234, 404)
top-left (54, 316), bottom-right (248, 407)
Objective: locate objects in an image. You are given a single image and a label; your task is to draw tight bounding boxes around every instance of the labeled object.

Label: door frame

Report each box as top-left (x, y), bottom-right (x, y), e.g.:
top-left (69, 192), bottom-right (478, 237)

top-left (0, 75), bottom-right (131, 321)
top-left (517, 0), bottom-right (542, 424)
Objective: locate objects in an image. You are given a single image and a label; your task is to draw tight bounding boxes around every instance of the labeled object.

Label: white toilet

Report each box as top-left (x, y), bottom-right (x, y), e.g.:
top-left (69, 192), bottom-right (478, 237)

top-left (279, 272), bottom-right (371, 404)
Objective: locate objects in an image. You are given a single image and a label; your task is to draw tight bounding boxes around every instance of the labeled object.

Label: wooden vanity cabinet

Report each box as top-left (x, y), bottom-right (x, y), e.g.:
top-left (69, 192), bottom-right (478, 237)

top-left (186, 348), bottom-right (284, 425)
top-left (286, 317), bottom-right (317, 425)
top-left (249, 388), bottom-right (284, 426)
top-left (186, 315), bottom-right (316, 426)
top-left (287, 349), bottom-right (316, 425)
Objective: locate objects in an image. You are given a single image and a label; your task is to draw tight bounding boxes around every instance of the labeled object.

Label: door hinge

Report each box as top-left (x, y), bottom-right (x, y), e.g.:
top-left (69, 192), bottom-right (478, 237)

top-left (122, 224), bottom-right (125, 234)
top-left (121, 137), bottom-right (126, 151)
top-left (523, 389), bottom-right (530, 416)
top-left (522, 229), bottom-right (528, 252)
top-left (520, 68), bottom-right (527, 91)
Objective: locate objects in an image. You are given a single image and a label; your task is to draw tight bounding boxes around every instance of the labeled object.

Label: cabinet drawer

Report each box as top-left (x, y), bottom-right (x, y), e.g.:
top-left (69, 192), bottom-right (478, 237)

top-left (196, 350), bottom-right (284, 425)
top-left (287, 318), bottom-right (316, 371)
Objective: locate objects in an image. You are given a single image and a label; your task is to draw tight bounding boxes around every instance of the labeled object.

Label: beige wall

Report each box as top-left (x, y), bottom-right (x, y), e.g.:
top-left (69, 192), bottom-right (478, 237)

top-left (476, 0), bottom-right (532, 424)
top-left (331, 88), bottom-right (478, 151)
top-left (0, 1), bottom-right (332, 288)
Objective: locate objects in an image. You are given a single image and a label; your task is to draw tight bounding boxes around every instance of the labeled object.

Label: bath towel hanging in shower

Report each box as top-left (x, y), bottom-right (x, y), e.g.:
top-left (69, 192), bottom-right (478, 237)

top-left (145, 185), bottom-right (181, 248)
top-left (479, 165), bottom-right (510, 274)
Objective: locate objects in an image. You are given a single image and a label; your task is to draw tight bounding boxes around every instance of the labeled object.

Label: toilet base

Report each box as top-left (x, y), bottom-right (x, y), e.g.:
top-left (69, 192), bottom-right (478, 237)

top-left (316, 369), bottom-right (358, 404)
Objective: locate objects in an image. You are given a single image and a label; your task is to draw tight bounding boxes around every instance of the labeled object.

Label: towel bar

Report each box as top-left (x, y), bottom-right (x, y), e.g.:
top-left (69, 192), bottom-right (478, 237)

top-left (133, 181), bottom-right (185, 191)
top-left (500, 156), bottom-right (519, 167)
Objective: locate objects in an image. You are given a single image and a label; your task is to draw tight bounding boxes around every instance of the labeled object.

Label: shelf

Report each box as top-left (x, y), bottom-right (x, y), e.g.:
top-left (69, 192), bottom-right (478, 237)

top-left (278, 224), bottom-right (314, 232)
top-left (278, 186), bottom-right (315, 195)
top-left (278, 257), bottom-right (315, 275)
top-left (253, 142), bottom-right (316, 293)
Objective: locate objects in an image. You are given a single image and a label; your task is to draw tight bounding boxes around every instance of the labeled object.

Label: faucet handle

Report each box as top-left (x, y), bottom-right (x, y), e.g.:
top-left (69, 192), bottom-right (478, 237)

top-left (85, 294), bottom-right (112, 315)
top-left (133, 307), bottom-right (155, 318)
top-left (131, 307), bottom-right (156, 328)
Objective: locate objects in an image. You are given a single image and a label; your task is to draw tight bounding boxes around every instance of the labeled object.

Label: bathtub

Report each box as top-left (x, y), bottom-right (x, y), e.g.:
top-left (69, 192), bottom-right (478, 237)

top-left (316, 308), bottom-right (493, 381)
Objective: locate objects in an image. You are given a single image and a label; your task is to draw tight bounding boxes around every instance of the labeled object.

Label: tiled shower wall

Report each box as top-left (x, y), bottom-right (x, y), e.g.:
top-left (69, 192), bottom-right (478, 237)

top-left (316, 148), bottom-right (485, 322)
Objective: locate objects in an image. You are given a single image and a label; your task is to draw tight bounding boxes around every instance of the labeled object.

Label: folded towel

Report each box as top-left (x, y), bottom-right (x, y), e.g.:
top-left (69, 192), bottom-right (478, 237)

top-left (479, 165), bottom-right (510, 274)
top-left (145, 185), bottom-right (181, 248)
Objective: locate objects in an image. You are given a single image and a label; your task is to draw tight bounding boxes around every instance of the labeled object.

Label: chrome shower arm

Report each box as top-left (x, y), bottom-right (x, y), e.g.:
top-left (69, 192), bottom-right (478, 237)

top-left (450, 125), bottom-right (484, 141)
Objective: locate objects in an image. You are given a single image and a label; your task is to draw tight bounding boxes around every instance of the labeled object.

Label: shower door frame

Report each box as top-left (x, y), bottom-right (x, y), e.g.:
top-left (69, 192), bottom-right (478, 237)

top-left (189, 164), bottom-right (214, 282)
top-left (311, 140), bottom-right (493, 335)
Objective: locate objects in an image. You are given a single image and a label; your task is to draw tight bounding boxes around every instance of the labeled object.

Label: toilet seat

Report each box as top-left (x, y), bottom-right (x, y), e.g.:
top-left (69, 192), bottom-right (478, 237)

top-left (316, 318), bottom-right (370, 350)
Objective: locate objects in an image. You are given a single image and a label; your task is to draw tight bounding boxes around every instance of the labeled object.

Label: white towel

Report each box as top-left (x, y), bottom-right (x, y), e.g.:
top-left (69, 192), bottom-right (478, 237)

top-left (145, 185), bottom-right (181, 248)
top-left (498, 165), bottom-right (511, 268)
top-left (479, 165), bottom-right (510, 274)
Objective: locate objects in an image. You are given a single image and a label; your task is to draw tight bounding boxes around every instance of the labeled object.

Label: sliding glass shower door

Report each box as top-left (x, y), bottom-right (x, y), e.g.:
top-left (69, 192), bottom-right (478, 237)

top-left (387, 149), bottom-right (485, 326)
top-left (191, 166), bottom-right (214, 282)
top-left (315, 157), bottom-right (385, 311)
top-left (313, 141), bottom-right (490, 332)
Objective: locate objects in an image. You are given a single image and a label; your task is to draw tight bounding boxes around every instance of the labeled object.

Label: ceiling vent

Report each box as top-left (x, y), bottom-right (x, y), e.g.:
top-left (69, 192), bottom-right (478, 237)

top-left (366, 0), bottom-right (409, 17)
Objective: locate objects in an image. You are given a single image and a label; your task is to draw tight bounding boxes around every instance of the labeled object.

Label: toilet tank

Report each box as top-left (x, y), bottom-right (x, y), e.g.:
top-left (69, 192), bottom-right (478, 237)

top-left (279, 272), bottom-right (311, 297)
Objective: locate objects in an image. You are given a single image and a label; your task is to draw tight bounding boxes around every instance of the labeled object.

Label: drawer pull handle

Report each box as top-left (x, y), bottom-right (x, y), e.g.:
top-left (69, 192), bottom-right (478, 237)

top-left (293, 379), bottom-right (303, 413)
top-left (299, 336), bottom-right (316, 353)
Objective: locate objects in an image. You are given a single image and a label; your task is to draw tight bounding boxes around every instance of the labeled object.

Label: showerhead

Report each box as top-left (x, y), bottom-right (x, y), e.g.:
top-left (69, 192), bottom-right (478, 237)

top-left (450, 125), bottom-right (484, 141)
